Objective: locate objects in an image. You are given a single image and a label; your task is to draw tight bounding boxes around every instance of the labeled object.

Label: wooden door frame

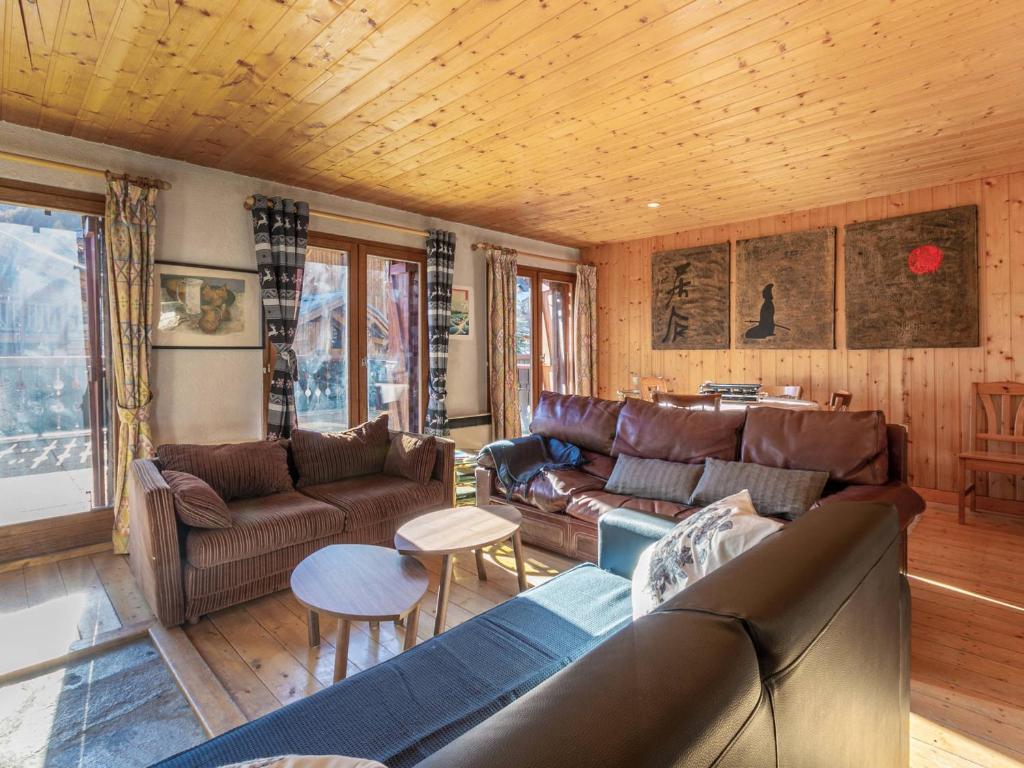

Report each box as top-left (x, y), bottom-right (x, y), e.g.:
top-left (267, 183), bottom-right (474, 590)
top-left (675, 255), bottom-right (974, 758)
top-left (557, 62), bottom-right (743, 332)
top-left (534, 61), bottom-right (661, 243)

top-left (0, 179), bottom-right (112, 562)
top-left (267, 233), bottom-right (428, 433)
top-left (516, 266), bottom-right (577, 411)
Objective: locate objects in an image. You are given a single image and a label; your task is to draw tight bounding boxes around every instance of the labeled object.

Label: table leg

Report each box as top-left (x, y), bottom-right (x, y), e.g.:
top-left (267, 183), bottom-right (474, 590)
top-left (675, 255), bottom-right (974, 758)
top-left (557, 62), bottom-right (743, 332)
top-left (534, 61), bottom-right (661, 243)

top-left (307, 610), bottom-right (320, 647)
top-left (434, 554), bottom-right (454, 636)
top-left (512, 530), bottom-right (529, 593)
top-left (333, 619), bottom-right (351, 683)
top-left (474, 548), bottom-right (488, 581)
top-left (404, 605), bottom-right (420, 651)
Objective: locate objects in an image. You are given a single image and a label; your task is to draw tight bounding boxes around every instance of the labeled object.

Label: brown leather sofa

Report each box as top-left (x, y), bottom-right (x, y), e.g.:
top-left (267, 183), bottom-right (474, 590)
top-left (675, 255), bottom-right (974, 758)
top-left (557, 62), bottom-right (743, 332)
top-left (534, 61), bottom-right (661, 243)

top-left (477, 391), bottom-right (925, 562)
top-left (130, 432), bottom-right (454, 627)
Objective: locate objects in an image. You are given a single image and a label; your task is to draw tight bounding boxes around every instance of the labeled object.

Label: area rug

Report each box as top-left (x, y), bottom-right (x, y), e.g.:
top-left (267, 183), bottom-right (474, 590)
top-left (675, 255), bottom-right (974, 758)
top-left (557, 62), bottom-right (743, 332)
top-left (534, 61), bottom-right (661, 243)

top-left (0, 638), bottom-right (206, 767)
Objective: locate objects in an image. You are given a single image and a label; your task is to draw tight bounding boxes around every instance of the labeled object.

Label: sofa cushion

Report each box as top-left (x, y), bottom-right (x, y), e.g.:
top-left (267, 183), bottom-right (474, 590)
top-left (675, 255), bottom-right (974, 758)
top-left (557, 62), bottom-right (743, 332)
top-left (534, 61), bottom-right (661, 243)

top-left (186, 492), bottom-right (343, 569)
top-left (508, 468), bottom-right (605, 515)
top-left (565, 491), bottom-right (695, 525)
top-left (164, 470), bottom-right (232, 529)
top-left (384, 433), bottom-right (436, 484)
top-left (299, 474), bottom-right (446, 535)
top-left (529, 392), bottom-right (623, 454)
top-left (157, 441), bottom-right (293, 501)
top-left (605, 455), bottom-right (703, 505)
top-left (741, 408), bottom-right (890, 485)
top-left (691, 458), bottom-right (829, 520)
top-left (612, 398), bottom-right (745, 463)
top-left (291, 415), bottom-right (390, 487)
top-left (580, 450), bottom-right (616, 480)
top-left (153, 563), bottom-right (632, 768)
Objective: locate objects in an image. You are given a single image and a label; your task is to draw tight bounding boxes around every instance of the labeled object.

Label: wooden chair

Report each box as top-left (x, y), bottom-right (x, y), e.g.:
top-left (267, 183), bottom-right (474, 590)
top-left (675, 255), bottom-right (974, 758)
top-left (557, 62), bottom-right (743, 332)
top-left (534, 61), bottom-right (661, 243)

top-left (761, 384), bottom-right (803, 399)
top-left (639, 376), bottom-right (669, 402)
top-left (957, 381), bottom-right (1024, 524)
top-left (653, 391), bottom-right (721, 411)
top-left (828, 390), bottom-right (853, 411)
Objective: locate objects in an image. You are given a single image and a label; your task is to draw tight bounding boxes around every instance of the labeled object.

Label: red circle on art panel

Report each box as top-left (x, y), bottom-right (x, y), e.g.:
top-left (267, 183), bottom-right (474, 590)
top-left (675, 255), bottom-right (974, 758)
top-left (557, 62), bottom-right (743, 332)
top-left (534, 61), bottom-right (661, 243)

top-left (908, 244), bottom-right (943, 275)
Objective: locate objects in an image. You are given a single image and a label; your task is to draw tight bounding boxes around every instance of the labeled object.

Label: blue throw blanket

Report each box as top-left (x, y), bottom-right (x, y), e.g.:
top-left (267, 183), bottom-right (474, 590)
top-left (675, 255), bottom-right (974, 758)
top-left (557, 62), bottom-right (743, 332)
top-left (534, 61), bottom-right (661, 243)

top-left (479, 435), bottom-right (584, 499)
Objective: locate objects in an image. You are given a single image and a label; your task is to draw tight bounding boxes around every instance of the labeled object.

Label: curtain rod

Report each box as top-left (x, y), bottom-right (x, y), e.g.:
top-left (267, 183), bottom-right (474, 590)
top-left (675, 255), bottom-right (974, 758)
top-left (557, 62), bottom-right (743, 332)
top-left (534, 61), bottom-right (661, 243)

top-left (470, 241), bottom-right (575, 266)
top-left (242, 195), bottom-right (574, 265)
top-left (0, 149), bottom-right (172, 190)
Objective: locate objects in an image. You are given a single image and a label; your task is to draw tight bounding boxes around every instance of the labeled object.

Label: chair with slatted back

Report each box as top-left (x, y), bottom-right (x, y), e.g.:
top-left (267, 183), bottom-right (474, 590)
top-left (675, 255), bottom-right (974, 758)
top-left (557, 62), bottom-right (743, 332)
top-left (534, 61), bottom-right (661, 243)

top-left (762, 384), bottom-right (803, 399)
top-left (828, 390), bottom-right (853, 412)
top-left (652, 391), bottom-right (721, 412)
top-left (957, 381), bottom-right (1024, 524)
top-left (639, 376), bottom-right (669, 402)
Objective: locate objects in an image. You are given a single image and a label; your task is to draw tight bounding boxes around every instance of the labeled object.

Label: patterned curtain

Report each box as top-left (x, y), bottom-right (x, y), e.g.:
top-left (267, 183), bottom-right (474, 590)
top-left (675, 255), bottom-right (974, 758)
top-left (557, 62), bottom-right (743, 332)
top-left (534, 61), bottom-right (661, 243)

top-left (251, 195), bottom-right (309, 439)
top-left (573, 263), bottom-right (599, 396)
top-left (425, 230), bottom-right (456, 436)
top-left (105, 175), bottom-right (158, 554)
top-left (486, 246), bottom-right (519, 439)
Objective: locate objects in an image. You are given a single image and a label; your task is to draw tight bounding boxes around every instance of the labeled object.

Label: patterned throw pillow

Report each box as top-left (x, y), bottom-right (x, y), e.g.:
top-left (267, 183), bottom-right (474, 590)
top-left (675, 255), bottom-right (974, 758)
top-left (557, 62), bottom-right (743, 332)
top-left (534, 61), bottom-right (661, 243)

top-left (689, 458), bottom-right (829, 520)
top-left (605, 455), bottom-right (704, 504)
top-left (631, 490), bottom-right (782, 618)
top-left (163, 470), bottom-right (232, 529)
top-left (384, 433), bottom-right (437, 484)
top-left (291, 414), bottom-right (391, 487)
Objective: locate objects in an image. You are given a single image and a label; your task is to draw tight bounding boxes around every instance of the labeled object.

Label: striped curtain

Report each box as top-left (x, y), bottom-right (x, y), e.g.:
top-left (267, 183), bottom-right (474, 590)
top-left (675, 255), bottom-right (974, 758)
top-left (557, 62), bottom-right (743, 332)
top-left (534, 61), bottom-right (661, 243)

top-left (573, 263), bottom-right (599, 396)
top-left (251, 195), bottom-right (309, 439)
top-left (105, 176), bottom-right (158, 554)
top-left (425, 230), bottom-right (456, 436)
top-left (486, 246), bottom-right (520, 439)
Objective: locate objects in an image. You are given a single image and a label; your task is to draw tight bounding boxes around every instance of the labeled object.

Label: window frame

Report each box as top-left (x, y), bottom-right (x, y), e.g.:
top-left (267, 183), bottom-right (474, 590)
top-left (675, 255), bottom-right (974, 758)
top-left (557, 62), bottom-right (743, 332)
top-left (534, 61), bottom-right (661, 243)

top-left (0, 178), bottom-right (112, 562)
top-left (516, 265), bottom-right (577, 415)
top-left (264, 232), bottom-right (428, 433)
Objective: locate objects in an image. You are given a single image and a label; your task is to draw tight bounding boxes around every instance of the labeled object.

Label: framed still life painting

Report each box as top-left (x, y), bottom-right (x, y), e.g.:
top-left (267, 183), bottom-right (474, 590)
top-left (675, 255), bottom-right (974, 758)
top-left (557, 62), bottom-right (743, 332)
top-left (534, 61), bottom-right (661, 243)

top-left (152, 261), bottom-right (263, 349)
top-left (449, 285), bottom-right (473, 340)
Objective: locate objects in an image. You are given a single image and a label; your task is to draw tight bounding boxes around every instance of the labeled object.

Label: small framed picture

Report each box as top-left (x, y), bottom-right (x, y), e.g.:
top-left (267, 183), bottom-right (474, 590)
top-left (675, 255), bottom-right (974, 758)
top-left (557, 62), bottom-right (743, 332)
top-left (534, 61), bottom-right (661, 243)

top-left (449, 285), bottom-right (473, 340)
top-left (152, 261), bottom-right (263, 349)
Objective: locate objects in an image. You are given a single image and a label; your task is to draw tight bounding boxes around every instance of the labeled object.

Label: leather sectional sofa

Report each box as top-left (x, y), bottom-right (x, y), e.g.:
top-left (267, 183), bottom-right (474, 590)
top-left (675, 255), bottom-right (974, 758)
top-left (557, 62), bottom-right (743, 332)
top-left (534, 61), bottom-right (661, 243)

top-left (477, 391), bottom-right (925, 564)
top-left (129, 431), bottom-right (454, 627)
top-left (155, 499), bottom-right (910, 768)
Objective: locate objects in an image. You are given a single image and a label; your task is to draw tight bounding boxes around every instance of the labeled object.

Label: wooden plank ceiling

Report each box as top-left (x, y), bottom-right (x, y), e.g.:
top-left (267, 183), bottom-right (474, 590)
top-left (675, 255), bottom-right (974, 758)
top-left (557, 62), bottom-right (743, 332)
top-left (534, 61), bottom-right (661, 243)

top-left (1, 0), bottom-right (1022, 246)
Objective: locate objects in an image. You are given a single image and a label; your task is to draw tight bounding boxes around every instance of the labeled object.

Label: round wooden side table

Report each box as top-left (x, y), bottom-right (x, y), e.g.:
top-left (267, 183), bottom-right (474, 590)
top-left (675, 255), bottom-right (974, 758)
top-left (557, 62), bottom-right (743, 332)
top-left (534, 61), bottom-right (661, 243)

top-left (394, 504), bottom-right (527, 636)
top-left (290, 544), bottom-right (429, 682)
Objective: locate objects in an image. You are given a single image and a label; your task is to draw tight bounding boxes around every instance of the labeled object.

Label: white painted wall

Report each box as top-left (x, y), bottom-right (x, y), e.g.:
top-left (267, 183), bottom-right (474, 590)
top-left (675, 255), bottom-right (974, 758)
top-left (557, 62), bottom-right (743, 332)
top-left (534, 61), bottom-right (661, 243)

top-left (0, 122), bottom-right (578, 446)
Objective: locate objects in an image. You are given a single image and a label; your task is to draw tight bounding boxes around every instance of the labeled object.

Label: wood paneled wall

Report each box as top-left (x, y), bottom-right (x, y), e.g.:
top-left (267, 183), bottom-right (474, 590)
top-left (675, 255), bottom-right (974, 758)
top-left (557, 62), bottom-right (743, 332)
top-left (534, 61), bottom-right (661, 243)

top-left (582, 172), bottom-right (1024, 497)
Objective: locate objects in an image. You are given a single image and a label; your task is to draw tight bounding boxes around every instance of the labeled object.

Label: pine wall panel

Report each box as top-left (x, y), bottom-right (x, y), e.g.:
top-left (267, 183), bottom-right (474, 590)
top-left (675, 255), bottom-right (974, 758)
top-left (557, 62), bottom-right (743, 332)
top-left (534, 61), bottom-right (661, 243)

top-left (582, 172), bottom-right (1024, 496)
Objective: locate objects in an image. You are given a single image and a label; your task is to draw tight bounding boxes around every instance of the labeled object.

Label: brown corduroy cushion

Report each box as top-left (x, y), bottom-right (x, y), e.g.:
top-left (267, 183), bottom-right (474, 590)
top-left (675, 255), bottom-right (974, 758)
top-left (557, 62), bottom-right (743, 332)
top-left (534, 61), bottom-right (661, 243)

top-left (383, 433), bottom-right (437, 484)
top-left (163, 470), bottom-right (232, 529)
top-left (291, 414), bottom-right (390, 487)
top-left (157, 440), bottom-right (294, 501)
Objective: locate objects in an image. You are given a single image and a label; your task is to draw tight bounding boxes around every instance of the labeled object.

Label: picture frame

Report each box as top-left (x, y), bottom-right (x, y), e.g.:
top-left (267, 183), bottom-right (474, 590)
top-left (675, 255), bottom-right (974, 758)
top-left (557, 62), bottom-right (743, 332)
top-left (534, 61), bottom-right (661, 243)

top-left (152, 261), bottom-right (263, 349)
top-left (449, 285), bottom-right (473, 340)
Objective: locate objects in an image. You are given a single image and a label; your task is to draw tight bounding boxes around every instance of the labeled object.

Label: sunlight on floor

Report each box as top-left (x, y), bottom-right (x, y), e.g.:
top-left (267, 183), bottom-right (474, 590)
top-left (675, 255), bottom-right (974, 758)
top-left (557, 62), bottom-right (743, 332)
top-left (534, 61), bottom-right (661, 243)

top-left (0, 595), bottom-right (87, 677)
top-left (907, 573), bottom-right (1024, 614)
top-left (912, 713), bottom-right (1024, 768)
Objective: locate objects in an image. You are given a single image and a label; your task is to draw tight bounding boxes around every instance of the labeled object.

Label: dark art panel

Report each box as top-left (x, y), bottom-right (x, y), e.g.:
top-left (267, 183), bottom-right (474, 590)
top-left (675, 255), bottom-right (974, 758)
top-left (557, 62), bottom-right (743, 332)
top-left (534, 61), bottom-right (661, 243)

top-left (845, 205), bottom-right (978, 349)
top-left (735, 227), bottom-right (836, 349)
top-left (651, 242), bottom-right (730, 350)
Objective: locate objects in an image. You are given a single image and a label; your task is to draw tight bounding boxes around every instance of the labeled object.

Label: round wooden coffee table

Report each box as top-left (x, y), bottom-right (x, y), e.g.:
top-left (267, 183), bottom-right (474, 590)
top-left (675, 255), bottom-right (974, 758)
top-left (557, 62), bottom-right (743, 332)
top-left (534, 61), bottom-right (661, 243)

top-left (394, 504), bottom-right (527, 636)
top-left (290, 544), bottom-right (429, 682)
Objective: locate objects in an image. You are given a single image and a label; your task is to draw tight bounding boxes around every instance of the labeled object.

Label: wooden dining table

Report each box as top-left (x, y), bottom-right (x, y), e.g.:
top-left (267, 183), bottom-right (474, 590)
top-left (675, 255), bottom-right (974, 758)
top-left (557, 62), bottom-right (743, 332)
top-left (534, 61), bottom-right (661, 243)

top-left (719, 396), bottom-right (821, 411)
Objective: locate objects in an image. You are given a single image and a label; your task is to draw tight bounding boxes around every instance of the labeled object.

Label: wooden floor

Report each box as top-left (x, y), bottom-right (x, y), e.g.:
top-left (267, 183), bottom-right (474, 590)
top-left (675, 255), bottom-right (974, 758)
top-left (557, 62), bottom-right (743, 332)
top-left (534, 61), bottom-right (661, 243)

top-left (0, 502), bottom-right (1021, 767)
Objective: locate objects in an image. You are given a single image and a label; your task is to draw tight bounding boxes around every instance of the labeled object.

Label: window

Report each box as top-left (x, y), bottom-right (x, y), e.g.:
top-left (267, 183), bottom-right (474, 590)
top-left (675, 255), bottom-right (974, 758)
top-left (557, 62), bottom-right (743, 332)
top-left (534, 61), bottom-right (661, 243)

top-left (515, 267), bottom-right (576, 434)
top-left (290, 235), bottom-right (425, 433)
top-left (0, 187), bottom-right (111, 527)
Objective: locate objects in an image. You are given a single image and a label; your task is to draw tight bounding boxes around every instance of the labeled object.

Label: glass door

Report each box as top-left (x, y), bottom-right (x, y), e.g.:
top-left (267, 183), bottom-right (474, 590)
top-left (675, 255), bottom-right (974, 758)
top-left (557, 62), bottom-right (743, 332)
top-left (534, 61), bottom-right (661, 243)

top-left (515, 275), bottom-right (534, 435)
top-left (540, 277), bottom-right (573, 395)
top-left (0, 201), bottom-right (110, 526)
top-left (293, 245), bottom-right (352, 431)
top-left (363, 246), bottom-right (423, 433)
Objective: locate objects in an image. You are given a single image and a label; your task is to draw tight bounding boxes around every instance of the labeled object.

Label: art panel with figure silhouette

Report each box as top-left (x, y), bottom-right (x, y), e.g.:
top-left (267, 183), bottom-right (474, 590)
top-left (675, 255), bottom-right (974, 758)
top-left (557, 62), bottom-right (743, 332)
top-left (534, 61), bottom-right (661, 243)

top-left (651, 243), bottom-right (730, 350)
top-left (735, 228), bottom-right (836, 349)
top-left (845, 205), bottom-right (978, 349)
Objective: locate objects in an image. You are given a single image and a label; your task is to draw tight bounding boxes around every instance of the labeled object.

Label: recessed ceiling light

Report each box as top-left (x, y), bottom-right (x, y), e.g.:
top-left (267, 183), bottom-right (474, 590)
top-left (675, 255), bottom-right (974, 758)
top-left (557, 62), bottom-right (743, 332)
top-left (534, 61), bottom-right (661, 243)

top-left (646, 201), bottom-right (661, 208)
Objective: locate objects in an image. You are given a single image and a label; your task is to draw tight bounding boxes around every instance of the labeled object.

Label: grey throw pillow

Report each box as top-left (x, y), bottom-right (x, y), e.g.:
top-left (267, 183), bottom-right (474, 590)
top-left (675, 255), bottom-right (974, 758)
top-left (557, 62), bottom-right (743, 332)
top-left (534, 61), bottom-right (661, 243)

top-left (605, 455), bottom-right (704, 504)
top-left (690, 458), bottom-right (829, 520)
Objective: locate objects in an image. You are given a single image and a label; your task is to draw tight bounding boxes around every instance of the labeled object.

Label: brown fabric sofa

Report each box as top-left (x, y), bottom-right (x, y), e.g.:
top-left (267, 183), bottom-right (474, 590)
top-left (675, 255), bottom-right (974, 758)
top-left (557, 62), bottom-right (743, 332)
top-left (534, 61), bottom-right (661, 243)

top-left (130, 431), bottom-right (454, 627)
top-left (477, 392), bottom-right (924, 562)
